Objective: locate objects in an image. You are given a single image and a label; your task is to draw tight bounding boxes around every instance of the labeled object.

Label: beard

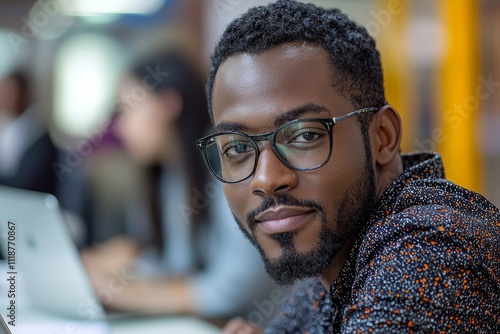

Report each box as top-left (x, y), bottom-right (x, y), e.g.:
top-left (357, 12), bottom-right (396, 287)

top-left (233, 155), bottom-right (377, 286)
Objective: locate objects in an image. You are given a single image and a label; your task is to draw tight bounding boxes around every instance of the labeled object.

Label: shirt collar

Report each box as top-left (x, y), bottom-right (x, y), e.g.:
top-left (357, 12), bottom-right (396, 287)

top-left (329, 152), bottom-right (445, 302)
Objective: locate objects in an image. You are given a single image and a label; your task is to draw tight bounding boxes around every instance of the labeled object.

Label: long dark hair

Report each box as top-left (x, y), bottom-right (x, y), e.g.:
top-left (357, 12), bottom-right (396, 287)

top-left (131, 52), bottom-right (211, 255)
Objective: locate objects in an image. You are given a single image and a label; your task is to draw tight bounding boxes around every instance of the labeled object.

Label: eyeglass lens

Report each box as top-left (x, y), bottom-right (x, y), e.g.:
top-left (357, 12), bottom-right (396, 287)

top-left (204, 119), bottom-right (331, 182)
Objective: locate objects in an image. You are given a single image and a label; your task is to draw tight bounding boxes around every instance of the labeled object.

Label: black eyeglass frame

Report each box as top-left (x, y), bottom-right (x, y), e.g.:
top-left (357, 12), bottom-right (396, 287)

top-left (196, 106), bottom-right (380, 184)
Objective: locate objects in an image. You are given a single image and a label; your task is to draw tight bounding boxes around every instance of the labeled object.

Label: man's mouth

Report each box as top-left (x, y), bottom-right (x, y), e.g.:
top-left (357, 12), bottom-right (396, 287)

top-left (254, 206), bottom-right (316, 234)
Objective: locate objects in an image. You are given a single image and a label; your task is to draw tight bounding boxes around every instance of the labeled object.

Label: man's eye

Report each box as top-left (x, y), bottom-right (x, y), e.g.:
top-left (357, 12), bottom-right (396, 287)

top-left (223, 142), bottom-right (253, 157)
top-left (292, 131), bottom-right (322, 142)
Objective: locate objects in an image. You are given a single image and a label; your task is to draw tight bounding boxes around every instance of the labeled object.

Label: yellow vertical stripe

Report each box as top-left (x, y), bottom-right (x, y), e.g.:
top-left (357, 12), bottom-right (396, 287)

top-left (437, 0), bottom-right (481, 192)
top-left (376, 0), bottom-right (414, 152)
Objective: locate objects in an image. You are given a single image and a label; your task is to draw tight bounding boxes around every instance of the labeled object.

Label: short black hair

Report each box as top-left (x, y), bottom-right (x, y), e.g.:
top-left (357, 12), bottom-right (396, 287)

top-left (206, 0), bottom-right (387, 124)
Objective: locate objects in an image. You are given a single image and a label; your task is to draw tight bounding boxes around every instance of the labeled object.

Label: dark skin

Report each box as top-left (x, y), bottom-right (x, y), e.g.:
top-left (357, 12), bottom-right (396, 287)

top-left (214, 42), bottom-right (403, 333)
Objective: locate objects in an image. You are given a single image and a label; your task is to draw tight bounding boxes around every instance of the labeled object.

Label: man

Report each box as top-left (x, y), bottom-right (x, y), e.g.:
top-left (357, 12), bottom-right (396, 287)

top-left (196, 0), bottom-right (500, 333)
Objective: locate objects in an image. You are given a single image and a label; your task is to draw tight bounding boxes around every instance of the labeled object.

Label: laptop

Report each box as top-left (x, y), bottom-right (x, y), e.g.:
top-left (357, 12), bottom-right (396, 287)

top-left (0, 186), bottom-right (226, 334)
top-left (0, 185), bottom-right (107, 321)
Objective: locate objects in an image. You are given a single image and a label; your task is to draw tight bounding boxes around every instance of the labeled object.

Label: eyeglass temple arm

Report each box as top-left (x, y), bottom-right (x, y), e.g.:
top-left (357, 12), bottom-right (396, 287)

top-left (333, 107), bottom-right (380, 124)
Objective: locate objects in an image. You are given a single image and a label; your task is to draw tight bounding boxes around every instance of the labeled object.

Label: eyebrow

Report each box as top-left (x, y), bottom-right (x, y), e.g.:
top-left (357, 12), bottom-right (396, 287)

top-left (274, 103), bottom-right (330, 127)
top-left (215, 103), bottom-right (331, 132)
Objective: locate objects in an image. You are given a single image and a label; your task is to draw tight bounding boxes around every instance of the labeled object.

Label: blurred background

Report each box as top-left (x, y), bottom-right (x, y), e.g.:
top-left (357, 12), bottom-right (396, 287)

top-left (0, 0), bottom-right (499, 197)
top-left (0, 0), bottom-right (498, 327)
top-left (1, 0), bottom-right (499, 208)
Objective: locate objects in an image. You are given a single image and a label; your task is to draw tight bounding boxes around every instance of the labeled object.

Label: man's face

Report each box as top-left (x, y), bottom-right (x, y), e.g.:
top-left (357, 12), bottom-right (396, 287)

top-left (211, 43), bottom-right (376, 285)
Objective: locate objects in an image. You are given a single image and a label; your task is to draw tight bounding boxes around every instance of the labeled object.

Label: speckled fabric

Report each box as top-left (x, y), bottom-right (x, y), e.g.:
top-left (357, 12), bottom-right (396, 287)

top-left (265, 152), bottom-right (500, 333)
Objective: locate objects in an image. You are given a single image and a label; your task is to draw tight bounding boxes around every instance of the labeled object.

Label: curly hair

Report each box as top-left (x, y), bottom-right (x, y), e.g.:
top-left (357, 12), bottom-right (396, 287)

top-left (206, 0), bottom-right (387, 130)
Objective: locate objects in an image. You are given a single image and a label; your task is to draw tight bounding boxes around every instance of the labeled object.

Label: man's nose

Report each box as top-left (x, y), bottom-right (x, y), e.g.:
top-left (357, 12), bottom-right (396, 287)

top-left (249, 143), bottom-right (298, 196)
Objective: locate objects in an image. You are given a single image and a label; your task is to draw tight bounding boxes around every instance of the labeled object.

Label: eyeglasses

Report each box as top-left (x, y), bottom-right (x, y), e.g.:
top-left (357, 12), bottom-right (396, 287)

top-left (196, 107), bottom-right (379, 183)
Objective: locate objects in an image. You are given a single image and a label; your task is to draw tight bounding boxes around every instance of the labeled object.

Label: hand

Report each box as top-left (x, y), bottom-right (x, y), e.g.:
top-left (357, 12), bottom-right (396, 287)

top-left (80, 237), bottom-right (139, 296)
top-left (81, 236), bottom-right (139, 273)
top-left (222, 317), bottom-right (263, 334)
top-left (82, 239), bottom-right (195, 315)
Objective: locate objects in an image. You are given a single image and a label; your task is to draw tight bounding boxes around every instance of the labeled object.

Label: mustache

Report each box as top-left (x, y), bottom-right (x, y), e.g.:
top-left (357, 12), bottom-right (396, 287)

top-left (246, 194), bottom-right (324, 231)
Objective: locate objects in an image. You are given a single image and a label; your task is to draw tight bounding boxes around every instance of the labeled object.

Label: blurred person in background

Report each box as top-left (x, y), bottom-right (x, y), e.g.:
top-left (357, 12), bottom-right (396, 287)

top-left (0, 70), bottom-right (94, 248)
top-left (81, 52), bottom-right (278, 323)
top-left (0, 70), bottom-right (59, 194)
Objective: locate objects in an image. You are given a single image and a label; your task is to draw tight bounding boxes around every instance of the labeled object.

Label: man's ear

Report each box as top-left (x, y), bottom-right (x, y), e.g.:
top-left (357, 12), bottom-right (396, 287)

top-left (371, 105), bottom-right (402, 166)
top-left (158, 89), bottom-right (183, 122)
